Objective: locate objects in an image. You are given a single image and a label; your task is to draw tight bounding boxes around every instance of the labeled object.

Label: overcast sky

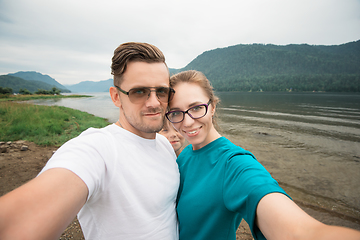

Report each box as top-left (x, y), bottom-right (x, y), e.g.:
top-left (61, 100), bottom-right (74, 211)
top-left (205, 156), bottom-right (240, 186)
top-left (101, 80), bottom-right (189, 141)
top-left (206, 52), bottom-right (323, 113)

top-left (1, 0), bottom-right (359, 85)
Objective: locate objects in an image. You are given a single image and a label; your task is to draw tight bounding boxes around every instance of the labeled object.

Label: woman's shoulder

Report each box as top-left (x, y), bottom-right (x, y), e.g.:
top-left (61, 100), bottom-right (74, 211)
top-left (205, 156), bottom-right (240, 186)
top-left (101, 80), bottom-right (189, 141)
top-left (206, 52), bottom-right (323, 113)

top-left (214, 137), bottom-right (255, 159)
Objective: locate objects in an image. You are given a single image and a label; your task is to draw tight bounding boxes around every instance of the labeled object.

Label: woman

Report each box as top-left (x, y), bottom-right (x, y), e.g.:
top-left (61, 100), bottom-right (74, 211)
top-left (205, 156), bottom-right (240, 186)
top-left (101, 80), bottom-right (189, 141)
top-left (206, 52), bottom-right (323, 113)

top-left (159, 119), bottom-right (186, 156)
top-left (166, 70), bottom-right (360, 240)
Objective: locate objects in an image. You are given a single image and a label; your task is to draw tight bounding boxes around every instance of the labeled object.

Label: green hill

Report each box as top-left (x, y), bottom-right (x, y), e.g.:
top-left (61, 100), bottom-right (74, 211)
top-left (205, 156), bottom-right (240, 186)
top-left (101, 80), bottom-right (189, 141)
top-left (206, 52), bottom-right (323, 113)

top-left (8, 71), bottom-right (70, 93)
top-left (178, 40), bottom-right (360, 92)
top-left (0, 75), bottom-right (62, 93)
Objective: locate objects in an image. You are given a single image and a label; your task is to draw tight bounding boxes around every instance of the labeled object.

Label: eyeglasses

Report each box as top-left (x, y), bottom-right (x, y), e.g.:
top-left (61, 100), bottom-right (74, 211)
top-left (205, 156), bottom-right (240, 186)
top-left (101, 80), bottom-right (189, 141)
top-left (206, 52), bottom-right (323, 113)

top-left (115, 86), bottom-right (175, 104)
top-left (166, 100), bottom-right (211, 123)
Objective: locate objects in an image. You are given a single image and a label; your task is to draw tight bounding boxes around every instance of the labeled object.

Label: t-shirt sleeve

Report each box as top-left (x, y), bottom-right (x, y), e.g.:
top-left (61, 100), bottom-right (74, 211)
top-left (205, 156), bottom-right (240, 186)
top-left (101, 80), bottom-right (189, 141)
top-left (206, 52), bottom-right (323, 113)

top-left (223, 153), bottom-right (289, 240)
top-left (39, 128), bottom-right (117, 201)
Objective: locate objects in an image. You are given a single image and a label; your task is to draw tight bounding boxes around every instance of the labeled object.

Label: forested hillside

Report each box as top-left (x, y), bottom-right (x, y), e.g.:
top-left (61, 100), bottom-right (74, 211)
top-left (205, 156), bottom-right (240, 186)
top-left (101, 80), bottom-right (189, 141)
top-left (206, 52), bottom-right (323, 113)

top-left (178, 40), bottom-right (360, 92)
top-left (8, 71), bottom-right (70, 93)
top-left (0, 75), bottom-right (61, 93)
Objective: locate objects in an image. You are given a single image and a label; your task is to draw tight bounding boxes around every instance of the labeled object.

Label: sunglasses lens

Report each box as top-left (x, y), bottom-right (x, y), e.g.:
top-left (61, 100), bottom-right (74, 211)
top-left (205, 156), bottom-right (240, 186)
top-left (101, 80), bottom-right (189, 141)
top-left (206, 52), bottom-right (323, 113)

top-left (156, 87), bottom-right (170, 102)
top-left (127, 87), bottom-right (173, 103)
top-left (128, 88), bottom-right (150, 103)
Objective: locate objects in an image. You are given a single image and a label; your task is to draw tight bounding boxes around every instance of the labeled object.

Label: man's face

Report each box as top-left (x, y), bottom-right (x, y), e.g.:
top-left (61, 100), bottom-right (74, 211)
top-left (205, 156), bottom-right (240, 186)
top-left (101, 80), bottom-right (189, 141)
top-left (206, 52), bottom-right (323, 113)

top-left (117, 61), bottom-right (170, 139)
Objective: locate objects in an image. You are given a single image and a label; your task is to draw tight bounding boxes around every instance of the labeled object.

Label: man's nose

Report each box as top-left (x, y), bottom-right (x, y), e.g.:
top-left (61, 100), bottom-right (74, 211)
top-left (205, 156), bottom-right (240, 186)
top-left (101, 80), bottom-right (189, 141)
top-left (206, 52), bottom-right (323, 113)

top-left (145, 91), bottom-right (161, 106)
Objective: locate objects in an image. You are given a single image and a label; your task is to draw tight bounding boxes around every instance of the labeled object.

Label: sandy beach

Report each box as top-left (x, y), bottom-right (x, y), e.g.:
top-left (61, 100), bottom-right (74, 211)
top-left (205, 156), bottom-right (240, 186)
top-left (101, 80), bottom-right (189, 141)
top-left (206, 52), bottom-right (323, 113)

top-left (1, 134), bottom-right (359, 239)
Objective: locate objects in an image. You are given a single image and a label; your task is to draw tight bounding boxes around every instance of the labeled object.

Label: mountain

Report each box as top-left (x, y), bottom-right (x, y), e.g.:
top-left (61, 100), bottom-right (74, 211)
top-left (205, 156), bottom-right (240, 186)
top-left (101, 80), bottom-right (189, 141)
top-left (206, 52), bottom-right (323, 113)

top-left (8, 71), bottom-right (70, 93)
top-left (64, 79), bottom-right (113, 93)
top-left (0, 75), bottom-right (62, 93)
top-left (169, 68), bottom-right (179, 75)
top-left (178, 40), bottom-right (360, 92)
top-left (3, 40), bottom-right (359, 93)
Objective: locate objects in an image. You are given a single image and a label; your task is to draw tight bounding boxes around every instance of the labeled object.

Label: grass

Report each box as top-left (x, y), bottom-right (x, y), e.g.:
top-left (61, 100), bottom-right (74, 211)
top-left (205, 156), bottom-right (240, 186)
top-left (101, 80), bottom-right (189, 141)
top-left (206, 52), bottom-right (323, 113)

top-left (0, 93), bottom-right (90, 102)
top-left (0, 101), bottom-right (110, 146)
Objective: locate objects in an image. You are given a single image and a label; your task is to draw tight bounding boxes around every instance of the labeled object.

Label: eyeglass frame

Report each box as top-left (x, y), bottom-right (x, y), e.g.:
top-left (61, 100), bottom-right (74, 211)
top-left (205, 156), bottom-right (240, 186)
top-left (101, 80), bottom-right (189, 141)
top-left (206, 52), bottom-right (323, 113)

top-left (115, 85), bottom-right (175, 103)
top-left (165, 100), bottom-right (212, 123)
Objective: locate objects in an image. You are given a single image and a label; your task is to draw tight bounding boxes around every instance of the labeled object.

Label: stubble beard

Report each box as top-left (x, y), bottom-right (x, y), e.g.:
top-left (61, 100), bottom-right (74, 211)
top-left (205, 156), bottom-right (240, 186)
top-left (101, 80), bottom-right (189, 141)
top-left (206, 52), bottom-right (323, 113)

top-left (124, 107), bottom-right (165, 134)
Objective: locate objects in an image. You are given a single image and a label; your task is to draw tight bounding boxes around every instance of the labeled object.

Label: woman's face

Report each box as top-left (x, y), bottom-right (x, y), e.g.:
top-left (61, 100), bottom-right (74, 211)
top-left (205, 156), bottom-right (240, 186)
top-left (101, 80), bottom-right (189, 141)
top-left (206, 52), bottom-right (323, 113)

top-left (169, 82), bottom-right (216, 150)
top-left (159, 121), bottom-right (185, 155)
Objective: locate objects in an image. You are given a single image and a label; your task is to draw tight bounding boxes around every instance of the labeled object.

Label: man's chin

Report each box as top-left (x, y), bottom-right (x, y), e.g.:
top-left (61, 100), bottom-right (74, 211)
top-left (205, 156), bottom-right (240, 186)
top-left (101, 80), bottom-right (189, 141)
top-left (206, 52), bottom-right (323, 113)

top-left (142, 121), bottom-right (164, 133)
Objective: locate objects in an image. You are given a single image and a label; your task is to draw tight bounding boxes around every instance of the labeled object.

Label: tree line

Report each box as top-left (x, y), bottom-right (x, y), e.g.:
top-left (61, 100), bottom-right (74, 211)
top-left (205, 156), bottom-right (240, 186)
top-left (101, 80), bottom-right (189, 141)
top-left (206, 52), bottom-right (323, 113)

top-left (0, 87), bottom-right (62, 96)
top-left (213, 74), bottom-right (360, 92)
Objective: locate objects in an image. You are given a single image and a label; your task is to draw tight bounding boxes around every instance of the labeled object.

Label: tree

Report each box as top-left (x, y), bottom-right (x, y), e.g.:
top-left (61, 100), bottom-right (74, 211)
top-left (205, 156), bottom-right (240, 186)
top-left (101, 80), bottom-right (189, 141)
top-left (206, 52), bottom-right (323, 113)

top-left (51, 87), bottom-right (61, 95)
top-left (19, 88), bottom-right (33, 95)
top-left (35, 87), bottom-right (62, 95)
top-left (0, 87), bottom-right (13, 94)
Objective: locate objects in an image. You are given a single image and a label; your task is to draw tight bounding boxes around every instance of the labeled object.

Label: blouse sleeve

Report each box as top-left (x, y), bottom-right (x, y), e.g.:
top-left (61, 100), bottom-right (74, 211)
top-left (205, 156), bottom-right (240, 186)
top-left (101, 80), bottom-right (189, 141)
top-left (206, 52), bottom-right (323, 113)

top-left (223, 153), bottom-right (290, 239)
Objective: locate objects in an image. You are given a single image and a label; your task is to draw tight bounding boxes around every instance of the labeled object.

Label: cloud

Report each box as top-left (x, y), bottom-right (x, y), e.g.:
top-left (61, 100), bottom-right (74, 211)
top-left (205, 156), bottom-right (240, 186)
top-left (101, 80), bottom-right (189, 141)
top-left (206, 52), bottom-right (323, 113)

top-left (0, 0), bottom-right (359, 84)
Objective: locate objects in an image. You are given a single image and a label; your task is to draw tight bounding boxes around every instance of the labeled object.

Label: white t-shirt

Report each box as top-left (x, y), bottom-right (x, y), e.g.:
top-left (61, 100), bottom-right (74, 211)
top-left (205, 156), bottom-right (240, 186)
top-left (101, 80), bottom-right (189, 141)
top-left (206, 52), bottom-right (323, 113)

top-left (40, 124), bottom-right (180, 240)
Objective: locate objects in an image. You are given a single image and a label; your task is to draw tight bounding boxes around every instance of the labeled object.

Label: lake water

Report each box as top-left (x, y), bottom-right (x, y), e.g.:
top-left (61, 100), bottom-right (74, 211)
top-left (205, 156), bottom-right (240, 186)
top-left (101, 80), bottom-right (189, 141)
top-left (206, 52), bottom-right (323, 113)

top-left (27, 91), bottom-right (360, 221)
top-left (217, 92), bottom-right (360, 153)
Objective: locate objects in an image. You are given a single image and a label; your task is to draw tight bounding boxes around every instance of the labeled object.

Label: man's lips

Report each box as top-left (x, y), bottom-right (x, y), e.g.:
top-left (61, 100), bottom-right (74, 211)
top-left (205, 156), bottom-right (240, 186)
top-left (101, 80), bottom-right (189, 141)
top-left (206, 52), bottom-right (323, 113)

top-left (143, 112), bottom-right (161, 117)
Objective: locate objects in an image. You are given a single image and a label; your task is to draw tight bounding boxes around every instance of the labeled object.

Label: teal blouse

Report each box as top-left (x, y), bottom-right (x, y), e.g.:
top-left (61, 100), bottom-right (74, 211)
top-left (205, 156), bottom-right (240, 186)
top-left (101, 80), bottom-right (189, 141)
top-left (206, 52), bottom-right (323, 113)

top-left (176, 137), bottom-right (289, 240)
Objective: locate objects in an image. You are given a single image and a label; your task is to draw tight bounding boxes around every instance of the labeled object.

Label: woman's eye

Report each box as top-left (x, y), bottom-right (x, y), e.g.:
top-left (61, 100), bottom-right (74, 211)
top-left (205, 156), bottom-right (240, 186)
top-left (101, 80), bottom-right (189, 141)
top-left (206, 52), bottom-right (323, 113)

top-left (191, 106), bottom-right (203, 112)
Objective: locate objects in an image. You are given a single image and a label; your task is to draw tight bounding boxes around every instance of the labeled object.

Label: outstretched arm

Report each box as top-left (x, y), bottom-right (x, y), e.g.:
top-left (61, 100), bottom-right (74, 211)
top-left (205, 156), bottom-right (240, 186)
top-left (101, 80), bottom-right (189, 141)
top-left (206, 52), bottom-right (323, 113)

top-left (0, 168), bottom-right (88, 240)
top-left (256, 193), bottom-right (360, 240)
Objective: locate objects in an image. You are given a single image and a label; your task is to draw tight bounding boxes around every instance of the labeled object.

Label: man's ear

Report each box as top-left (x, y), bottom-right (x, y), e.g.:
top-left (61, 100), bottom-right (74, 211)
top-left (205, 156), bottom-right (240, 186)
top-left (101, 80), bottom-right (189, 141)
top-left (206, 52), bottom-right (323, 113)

top-left (109, 87), bottom-right (121, 108)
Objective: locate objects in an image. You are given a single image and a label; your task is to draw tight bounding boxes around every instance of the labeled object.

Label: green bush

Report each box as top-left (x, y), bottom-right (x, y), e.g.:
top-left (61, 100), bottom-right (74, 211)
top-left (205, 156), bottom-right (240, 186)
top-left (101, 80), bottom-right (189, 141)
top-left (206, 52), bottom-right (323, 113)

top-left (19, 88), bottom-right (32, 95)
top-left (34, 87), bottom-right (61, 95)
top-left (0, 87), bottom-right (13, 94)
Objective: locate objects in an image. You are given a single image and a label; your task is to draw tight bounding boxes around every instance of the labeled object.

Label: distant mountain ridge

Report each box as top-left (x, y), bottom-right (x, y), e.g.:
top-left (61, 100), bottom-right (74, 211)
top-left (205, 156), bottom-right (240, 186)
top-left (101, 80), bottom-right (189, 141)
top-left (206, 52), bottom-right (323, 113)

top-left (64, 79), bottom-right (113, 93)
top-left (7, 71), bottom-right (70, 93)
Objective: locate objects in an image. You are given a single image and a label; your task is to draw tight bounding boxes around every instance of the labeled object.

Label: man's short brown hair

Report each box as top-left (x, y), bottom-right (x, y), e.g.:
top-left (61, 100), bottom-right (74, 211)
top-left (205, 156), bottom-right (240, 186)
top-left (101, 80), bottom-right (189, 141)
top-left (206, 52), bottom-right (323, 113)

top-left (111, 42), bottom-right (167, 86)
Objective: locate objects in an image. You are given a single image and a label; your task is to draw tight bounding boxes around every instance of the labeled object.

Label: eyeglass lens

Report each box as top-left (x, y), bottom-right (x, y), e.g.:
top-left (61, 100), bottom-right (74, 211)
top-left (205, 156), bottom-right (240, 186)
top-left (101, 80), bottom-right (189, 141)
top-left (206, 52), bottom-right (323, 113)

top-left (166, 104), bottom-right (208, 123)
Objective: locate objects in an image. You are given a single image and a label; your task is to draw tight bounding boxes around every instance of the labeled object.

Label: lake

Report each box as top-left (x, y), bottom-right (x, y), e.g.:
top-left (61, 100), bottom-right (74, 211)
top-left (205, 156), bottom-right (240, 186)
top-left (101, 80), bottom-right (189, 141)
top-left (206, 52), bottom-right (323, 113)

top-left (28, 91), bottom-right (360, 223)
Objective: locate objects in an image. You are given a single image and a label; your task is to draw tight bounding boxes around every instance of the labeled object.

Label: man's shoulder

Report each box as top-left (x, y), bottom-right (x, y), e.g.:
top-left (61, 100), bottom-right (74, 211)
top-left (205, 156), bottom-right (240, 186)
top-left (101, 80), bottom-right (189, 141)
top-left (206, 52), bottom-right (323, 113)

top-left (60, 124), bottom-right (117, 151)
top-left (79, 124), bottom-right (115, 136)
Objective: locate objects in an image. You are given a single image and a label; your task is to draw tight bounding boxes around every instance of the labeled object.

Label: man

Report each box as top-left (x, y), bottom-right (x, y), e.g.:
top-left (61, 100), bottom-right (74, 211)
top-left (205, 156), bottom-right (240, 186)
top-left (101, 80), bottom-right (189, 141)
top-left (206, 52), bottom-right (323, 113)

top-left (0, 42), bottom-right (180, 240)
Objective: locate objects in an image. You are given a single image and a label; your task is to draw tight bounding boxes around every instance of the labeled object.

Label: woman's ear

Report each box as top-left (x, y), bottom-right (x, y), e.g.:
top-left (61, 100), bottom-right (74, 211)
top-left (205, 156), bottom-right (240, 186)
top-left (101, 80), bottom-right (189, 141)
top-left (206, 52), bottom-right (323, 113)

top-left (109, 87), bottom-right (121, 108)
top-left (211, 104), bottom-right (216, 117)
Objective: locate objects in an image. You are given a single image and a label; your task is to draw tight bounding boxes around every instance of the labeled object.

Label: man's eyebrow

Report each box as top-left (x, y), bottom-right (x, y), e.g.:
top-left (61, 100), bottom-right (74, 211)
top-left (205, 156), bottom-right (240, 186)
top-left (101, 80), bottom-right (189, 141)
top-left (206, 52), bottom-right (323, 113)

top-left (127, 84), bottom-right (170, 89)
